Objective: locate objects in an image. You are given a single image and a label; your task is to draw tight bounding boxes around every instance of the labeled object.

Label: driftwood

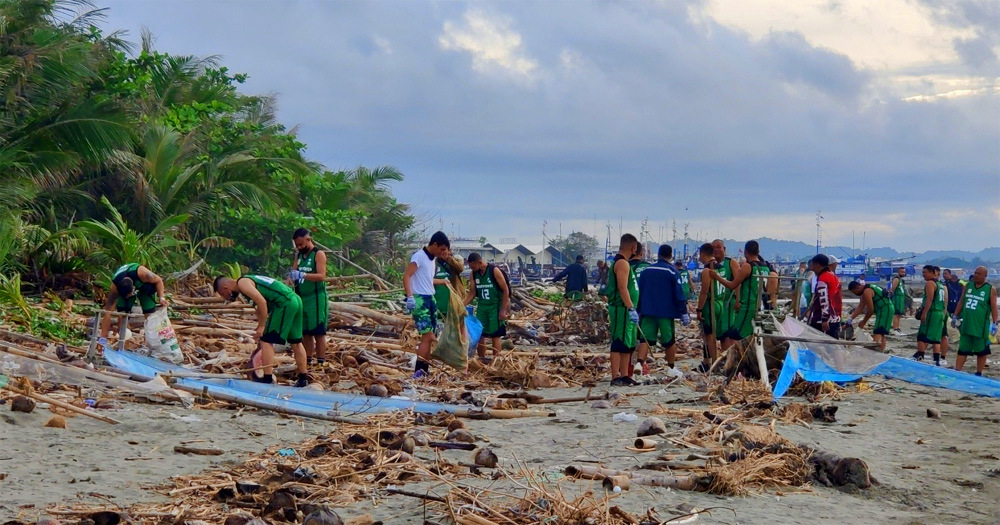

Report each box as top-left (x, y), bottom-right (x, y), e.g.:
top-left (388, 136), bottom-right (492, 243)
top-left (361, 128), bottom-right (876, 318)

top-left (328, 302), bottom-right (408, 329)
top-left (173, 445), bottom-right (224, 456)
top-left (564, 465), bottom-right (708, 490)
top-left (2, 383), bottom-right (121, 425)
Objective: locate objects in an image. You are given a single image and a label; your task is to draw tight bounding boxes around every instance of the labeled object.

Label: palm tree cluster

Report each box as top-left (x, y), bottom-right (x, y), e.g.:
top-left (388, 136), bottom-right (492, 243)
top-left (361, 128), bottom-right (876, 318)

top-left (0, 0), bottom-right (414, 290)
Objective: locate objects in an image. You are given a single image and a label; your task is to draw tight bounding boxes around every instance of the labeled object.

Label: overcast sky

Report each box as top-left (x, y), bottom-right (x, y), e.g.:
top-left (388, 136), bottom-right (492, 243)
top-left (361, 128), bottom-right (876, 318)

top-left (101, 0), bottom-right (999, 252)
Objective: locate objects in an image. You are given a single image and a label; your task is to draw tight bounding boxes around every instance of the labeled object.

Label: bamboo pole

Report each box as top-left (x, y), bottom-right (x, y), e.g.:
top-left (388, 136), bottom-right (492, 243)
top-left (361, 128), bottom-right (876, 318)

top-left (328, 302), bottom-right (408, 328)
top-left (760, 333), bottom-right (881, 349)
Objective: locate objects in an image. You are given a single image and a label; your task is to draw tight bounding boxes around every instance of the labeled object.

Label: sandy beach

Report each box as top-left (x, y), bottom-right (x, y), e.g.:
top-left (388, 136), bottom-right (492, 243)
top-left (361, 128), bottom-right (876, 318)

top-left (3, 315), bottom-right (998, 524)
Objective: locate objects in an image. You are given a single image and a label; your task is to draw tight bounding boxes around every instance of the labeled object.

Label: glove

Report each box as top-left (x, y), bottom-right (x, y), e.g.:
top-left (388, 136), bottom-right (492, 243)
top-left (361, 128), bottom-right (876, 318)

top-left (681, 313), bottom-right (691, 326)
top-left (846, 318), bottom-right (853, 327)
top-left (628, 308), bottom-right (639, 324)
top-left (289, 270), bottom-right (306, 283)
top-left (466, 305), bottom-right (474, 315)
top-left (991, 323), bottom-right (997, 336)
top-left (404, 296), bottom-right (416, 313)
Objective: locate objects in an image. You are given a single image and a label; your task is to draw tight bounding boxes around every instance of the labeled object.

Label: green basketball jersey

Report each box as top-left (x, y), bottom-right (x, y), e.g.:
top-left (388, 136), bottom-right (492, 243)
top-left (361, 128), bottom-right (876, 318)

top-left (295, 248), bottom-right (325, 297)
top-left (868, 284), bottom-right (891, 311)
top-left (715, 257), bottom-right (735, 304)
top-left (923, 280), bottom-right (945, 313)
top-left (738, 260), bottom-right (770, 312)
top-left (679, 269), bottom-right (691, 298)
top-left (960, 282), bottom-right (992, 338)
top-left (607, 255), bottom-right (638, 308)
top-left (245, 275), bottom-right (295, 307)
top-left (113, 263), bottom-right (140, 283)
top-left (434, 260), bottom-right (452, 314)
top-left (474, 267), bottom-right (501, 305)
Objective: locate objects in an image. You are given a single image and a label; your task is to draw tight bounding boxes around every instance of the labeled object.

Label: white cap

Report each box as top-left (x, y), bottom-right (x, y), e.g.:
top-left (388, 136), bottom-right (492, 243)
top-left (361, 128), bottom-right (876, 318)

top-left (828, 255), bottom-right (839, 264)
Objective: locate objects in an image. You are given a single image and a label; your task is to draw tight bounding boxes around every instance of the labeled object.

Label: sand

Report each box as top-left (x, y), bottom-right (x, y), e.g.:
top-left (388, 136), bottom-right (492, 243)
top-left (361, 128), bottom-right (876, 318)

top-left (3, 315), bottom-right (999, 524)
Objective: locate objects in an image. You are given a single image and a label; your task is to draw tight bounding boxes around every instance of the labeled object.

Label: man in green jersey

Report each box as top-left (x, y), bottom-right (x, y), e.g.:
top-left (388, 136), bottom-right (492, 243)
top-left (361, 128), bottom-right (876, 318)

top-left (290, 228), bottom-right (328, 367)
top-left (214, 274), bottom-right (310, 387)
top-left (711, 239), bottom-right (741, 351)
top-left (846, 280), bottom-right (895, 351)
top-left (710, 240), bottom-right (771, 341)
top-left (99, 263), bottom-right (169, 343)
top-left (695, 243), bottom-right (721, 373)
top-left (465, 252), bottom-right (511, 360)
top-left (607, 234), bottom-right (640, 386)
top-left (953, 266), bottom-right (998, 376)
top-left (675, 261), bottom-right (692, 303)
top-left (890, 267), bottom-right (908, 334)
top-left (914, 265), bottom-right (948, 366)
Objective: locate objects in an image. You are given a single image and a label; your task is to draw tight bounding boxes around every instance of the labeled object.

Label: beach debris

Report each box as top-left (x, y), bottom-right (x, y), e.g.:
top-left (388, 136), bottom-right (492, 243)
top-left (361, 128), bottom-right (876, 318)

top-left (473, 447), bottom-right (499, 468)
top-left (602, 474), bottom-right (630, 491)
top-left (446, 429), bottom-right (476, 443)
top-left (302, 507), bottom-right (344, 525)
top-left (634, 438), bottom-right (658, 450)
top-left (806, 448), bottom-right (875, 489)
top-left (263, 490), bottom-right (297, 521)
top-left (365, 384), bottom-right (389, 397)
top-left (221, 512), bottom-right (257, 525)
top-left (637, 416), bottom-right (667, 437)
top-left (927, 407), bottom-right (941, 419)
top-left (590, 400), bottom-right (612, 409)
top-left (388, 436), bottom-right (415, 455)
top-left (173, 445), bottom-right (224, 456)
top-left (612, 412), bottom-right (637, 423)
top-left (235, 480), bottom-right (262, 494)
top-left (44, 415), bottom-right (67, 429)
top-left (10, 395), bottom-right (34, 413)
top-left (408, 430), bottom-right (430, 446)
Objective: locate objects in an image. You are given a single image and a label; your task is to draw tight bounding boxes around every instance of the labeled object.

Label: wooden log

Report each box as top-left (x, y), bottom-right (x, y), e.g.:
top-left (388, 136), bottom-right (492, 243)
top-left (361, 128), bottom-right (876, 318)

top-left (603, 475), bottom-right (630, 491)
top-left (761, 333), bottom-right (882, 350)
top-left (173, 445), bottom-right (224, 456)
top-left (564, 465), bottom-right (706, 490)
top-left (328, 302), bottom-right (408, 329)
top-left (175, 296), bottom-right (227, 304)
top-left (452, 407), bottom-right (555, 419)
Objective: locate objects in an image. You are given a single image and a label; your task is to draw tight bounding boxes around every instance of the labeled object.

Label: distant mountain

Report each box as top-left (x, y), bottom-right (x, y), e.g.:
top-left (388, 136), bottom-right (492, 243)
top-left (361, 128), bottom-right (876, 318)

top-left (668, 236), bottom-right (999, 268)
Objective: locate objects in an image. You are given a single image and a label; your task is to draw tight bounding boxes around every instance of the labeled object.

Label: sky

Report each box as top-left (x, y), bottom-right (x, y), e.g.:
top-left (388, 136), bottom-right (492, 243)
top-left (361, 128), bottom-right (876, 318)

top-left (99, 0), bottom-right (1000, 252)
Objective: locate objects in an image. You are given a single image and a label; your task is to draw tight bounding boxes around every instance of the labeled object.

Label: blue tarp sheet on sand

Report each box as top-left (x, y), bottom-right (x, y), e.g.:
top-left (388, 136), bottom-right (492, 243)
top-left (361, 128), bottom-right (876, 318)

top-left (105, 349), bottom-right (463, 417)
top-left (773, 317), bottom-right (1000, 400)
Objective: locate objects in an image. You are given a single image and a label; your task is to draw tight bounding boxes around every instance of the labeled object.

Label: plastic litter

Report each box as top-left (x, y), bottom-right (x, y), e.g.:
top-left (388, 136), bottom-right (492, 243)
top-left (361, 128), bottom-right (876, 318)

top-left (612, 412), bottom-right (638, 423)
top-left (143, 308), bottom-right (183, 364)
top-left (277, 448), bottom-right (296, 457)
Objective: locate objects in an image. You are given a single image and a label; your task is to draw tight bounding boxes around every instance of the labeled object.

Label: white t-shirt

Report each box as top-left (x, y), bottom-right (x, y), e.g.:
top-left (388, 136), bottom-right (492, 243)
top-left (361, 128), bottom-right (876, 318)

top-left (409, 248), bottom-right (436, 296)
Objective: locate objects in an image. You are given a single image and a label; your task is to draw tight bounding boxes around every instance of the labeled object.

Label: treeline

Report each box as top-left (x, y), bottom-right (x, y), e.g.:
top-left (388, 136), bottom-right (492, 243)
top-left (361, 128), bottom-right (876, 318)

top-left (0, 0), bottom-right (414, 292)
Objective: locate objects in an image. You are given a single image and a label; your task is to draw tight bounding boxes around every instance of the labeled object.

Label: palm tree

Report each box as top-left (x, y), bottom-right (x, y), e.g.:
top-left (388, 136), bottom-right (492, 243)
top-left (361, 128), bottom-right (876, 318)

top-left (72, 196), bottom-right (188, 275)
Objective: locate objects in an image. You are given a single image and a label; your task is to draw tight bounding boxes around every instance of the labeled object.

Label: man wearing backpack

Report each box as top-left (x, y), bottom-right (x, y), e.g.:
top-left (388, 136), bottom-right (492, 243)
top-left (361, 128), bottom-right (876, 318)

top-left (465, 252), bottom-right (511, 360)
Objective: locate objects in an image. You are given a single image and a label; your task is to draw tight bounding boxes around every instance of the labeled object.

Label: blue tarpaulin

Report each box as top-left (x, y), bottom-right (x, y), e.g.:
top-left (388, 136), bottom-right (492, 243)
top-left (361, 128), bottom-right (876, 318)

top-left (772, 317), bottom-right (1000, 400)
top-left (105, 349), bottom-right (466, 417)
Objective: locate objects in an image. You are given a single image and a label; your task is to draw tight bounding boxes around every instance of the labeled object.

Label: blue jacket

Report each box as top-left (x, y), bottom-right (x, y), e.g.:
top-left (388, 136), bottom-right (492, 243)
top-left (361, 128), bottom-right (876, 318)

top-left (552, 262), bottom-right (589, 295)
top-left (637, 261), bottom-right (687, 319)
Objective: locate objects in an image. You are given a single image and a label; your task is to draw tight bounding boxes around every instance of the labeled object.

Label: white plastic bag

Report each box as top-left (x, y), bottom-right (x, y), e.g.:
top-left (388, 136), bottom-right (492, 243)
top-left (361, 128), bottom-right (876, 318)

top-left (144, 308), bottom-right (183, 364)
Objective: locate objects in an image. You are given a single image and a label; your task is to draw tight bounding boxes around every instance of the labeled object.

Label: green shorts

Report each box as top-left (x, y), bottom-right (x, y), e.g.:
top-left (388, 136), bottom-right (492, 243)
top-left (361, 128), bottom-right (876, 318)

top-left (701, 300), bottom-right (733, 337)
top-left (299, 291), bottom-right (328, 336)
top-left (116, 283), bottom-right (159, 314)
top-left (608, 305), bottom-right (637, 353)
top-left (412, 294), bottom-right (437, 335)
top-left (727, 304), bottom-right (756, 341)
top-left (958, 335), bottom-right (991, 356)
top-left (476, 302), bottom-right (506, 338)
top-left (262, 295), bottom-right (303, 345)
top-left (872, 306), bottom-right (894, 335)
top-left (917, 310), bottom-right (945, 344)
top-left (566, 290), bottom-right (584, 301)
top-left (638, 316), bottom-right (675, 347)
top-left (892, 294), bottom-right (906, 315)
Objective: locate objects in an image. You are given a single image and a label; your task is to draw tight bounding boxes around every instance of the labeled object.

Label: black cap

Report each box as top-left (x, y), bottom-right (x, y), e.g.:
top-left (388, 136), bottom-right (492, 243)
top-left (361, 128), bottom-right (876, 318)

top-left (810, 254), bottom-right (830, 267)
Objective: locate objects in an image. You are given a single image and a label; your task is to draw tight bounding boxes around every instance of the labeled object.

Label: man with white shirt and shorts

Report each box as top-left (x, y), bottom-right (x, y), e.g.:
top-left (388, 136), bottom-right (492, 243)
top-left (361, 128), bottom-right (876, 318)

top-left (403, 231), bottom-right (451, 378)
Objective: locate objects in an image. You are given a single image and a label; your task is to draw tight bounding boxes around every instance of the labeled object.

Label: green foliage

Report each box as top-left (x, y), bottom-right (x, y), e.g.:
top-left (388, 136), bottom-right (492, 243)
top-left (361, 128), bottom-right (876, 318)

top-left (72, 196), bottom-right (189, 279)
top-left (0, 0), bottom-right (416, 296)
top-left (531, 288), bottom-right (564, 303)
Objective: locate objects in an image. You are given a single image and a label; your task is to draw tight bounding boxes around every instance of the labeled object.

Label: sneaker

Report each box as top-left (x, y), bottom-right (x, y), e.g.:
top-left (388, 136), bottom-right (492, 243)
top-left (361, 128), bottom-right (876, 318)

top-left (664, 366), bottom-right (685, 379)
top-left (623, 376), bottom-right (640, 386)
top-left (294, 374), bottom-right (310, 388)
top-left (911, 351), bottom-right (925, 361)
top-left (938, 358), bottom-right (948, 367)
top-left (893, 329), bottom-right (904, 336)
top-left (610, 377), bottom-right (624, 386)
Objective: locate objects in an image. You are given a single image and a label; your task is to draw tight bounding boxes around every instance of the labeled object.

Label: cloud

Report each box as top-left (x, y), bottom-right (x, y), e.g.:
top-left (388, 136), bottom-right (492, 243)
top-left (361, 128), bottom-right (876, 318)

top-left (97, 0), bottom-right (999, 252)
top-left (438, 10), bottom-right (539, 82)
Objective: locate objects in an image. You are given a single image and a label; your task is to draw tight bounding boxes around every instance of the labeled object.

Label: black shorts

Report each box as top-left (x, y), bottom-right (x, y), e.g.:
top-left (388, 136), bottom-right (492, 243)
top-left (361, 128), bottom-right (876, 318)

top-left (810, 322), bottom-right (840, 340)
top-left (917, 333), bottom-right (941, 345)
top-left (610, 338), bottom-right (634, 353)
